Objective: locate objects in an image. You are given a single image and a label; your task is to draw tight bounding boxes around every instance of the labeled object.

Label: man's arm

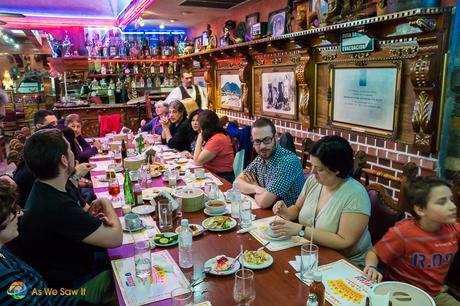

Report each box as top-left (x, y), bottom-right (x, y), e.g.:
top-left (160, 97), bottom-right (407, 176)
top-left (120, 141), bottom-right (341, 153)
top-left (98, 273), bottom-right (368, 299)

top-left (83, 199), bottom-right (122, 248)
top-left (235, 171), bottom-right (278, 208)
top-left (165, 87), bottom-right (181, 102)
top-left (141, 118), bottom-right (155, 132)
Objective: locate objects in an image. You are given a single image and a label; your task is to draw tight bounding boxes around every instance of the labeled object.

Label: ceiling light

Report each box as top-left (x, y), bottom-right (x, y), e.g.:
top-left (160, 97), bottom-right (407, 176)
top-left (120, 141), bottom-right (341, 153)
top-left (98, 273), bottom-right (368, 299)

top-left (0, 13), bottom-right (25, 18)
top-left (159, 24), bottom-right (165, 29)
top-left (14, 44), bottom-right (19, 49)
top-left (181, 11), bottom-right (192, 16)
top-left (169, 19), bottom-right (176, 23)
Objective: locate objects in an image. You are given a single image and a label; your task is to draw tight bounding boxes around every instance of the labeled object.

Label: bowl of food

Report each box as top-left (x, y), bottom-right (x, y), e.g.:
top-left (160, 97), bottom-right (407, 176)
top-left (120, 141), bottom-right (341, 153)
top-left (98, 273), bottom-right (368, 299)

top-left (205, 200), bottom-right (226, 214)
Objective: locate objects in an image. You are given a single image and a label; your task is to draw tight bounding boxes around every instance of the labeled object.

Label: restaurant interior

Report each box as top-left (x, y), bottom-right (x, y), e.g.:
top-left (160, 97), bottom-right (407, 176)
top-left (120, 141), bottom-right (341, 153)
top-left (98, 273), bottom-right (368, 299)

top-left (0, 0), bottom-right (459, 305)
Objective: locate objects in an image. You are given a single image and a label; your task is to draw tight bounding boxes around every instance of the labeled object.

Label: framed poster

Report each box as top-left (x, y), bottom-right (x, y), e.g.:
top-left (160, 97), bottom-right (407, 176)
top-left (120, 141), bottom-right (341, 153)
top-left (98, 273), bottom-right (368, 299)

top-left (329, 61), bottom-right (402, 137)
top-left (268, 8), bottom-right (286, 36)
top-left (245, 12), bottom-right (259, 41)
top-left (254, 65), bottom-right (297, 120)
top-left (216, 70), bottom-right (242, 111)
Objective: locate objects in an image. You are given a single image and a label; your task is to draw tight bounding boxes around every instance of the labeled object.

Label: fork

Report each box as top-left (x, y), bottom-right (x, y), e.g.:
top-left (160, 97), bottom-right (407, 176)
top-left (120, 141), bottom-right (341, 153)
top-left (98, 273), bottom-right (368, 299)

top-left (257, 241), bottom-right (270, 251)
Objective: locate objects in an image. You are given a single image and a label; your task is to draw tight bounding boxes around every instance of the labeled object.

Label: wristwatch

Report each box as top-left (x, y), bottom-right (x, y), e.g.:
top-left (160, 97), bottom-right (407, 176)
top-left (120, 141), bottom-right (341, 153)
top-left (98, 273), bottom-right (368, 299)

top-left (298, 225), bottom-right (306, 237)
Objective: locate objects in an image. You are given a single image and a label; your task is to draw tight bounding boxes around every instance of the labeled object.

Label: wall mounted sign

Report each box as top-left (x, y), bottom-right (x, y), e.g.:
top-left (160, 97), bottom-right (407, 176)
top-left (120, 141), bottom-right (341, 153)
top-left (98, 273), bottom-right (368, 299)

top-left (340, 32), bottom-right (374, 54)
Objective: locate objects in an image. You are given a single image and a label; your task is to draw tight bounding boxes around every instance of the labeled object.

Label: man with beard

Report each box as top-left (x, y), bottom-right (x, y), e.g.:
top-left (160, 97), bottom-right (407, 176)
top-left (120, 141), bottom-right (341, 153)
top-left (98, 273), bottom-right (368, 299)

top-left (20, 128), bottom-right (122, 305)
top-left (236, 118), bottom-right (305, 208)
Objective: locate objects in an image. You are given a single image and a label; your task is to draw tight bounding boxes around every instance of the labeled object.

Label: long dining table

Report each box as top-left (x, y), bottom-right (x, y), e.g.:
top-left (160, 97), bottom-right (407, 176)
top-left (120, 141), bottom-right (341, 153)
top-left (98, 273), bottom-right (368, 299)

top-left (89, 153), bottom-right (346, 306)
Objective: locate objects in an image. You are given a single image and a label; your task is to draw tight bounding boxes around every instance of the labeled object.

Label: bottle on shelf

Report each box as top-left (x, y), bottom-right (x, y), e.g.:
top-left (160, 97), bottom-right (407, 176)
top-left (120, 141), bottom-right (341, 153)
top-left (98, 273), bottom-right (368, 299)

top-left (159, 64), bottom-right (164, 74)
top-left (311, 272), bottom-right (325, 306)
top-left (139, 76), bottom-right (145, 89)
top-left (123, 169), bottom-right (135, 206)
top-left (178, 218), bottom-right (193, 268)
top-left (133, 183), bottom-right (142, 206)
top-left (146, 77), bottom-right (152, 88)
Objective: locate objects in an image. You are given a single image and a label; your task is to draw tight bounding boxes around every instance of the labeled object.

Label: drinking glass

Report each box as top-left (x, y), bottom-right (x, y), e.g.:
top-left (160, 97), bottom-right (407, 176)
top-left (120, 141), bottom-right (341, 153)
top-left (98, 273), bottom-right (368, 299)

top-left (108, 177), bottom-right (120, 204)
top-left (158, 200), bottom-right (173, 230)
top-left (130, 170), bottom-right (140, 185)
top-left (233, 268), bottom-right (256, 305)
top-left (204, 182), bottom-right (217, 200)
top-left (113, 148), bottom-right (122, 166)
top-left (300, 243), bottom-right (319, 282)
top-left (171, 288), bottom-right (194, 306)
top-left (140, 164), bottom-right (150, 188)
top-left (239, 199), bottom-right (252, 228)
top-left (168, 171), bottom-right (178, 188)
top-left (134, 240), bottom-right (151, 281)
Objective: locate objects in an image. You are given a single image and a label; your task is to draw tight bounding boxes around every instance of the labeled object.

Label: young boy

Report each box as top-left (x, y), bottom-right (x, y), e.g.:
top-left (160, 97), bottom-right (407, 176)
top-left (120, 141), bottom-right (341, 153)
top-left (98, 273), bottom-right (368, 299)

top-left (364, 176), bottom-right (459, 306)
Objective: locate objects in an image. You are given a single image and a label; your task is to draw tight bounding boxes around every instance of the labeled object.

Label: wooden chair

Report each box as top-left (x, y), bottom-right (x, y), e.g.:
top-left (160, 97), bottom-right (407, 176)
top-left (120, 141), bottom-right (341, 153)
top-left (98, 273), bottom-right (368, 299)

top-left (301, 137), bottom-right (314, 173)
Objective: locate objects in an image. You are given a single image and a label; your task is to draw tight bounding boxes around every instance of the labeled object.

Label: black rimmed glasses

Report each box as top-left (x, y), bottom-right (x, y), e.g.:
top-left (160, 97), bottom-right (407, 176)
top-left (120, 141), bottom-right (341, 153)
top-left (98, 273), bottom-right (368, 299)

top-left (252, 136), bottom-right (274, 146)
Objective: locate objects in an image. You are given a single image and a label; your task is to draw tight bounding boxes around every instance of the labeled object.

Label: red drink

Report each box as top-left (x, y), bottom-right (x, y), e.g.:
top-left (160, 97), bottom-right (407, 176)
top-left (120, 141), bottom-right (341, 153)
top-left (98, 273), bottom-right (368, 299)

top-left (108, 185), bottom-right (120, 197)
top-left (114, 156), bottom-right (122, 165)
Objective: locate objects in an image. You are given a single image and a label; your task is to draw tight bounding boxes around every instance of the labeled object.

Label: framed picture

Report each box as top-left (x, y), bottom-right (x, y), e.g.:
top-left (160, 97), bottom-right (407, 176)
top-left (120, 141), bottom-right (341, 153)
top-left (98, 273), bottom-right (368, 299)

top-left (254, 66), bottom-right (297, 120)
top-left (194, 37), bottom-right (202, 52)
top-left (328, 61), bottom-right (402, 137)
top-left (219, 36), bottom-right (226, 48)
top-left (268, 8), bottom-right (286, 36)
top-left (245, 12), bottom-right (259, 40)
top-left (311, 0), bottom-right (329, 26)
top-left (202, 31), bottom-right (209, 47)
top-left (193, 75), bottom-right (208, 98)
top-left (216, 70), bottom-right (242, 111)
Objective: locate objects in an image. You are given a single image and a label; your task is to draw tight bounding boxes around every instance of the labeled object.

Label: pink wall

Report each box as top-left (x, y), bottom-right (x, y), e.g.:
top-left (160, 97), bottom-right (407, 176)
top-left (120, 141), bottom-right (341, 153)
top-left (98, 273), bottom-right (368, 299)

top-left (188, 0), bottom-right (288, 40)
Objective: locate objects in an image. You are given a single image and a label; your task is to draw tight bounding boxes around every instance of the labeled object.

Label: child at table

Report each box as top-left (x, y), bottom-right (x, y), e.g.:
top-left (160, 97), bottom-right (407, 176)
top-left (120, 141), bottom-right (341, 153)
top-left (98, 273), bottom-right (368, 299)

top-left (364, 176), bottom-right (459, 306)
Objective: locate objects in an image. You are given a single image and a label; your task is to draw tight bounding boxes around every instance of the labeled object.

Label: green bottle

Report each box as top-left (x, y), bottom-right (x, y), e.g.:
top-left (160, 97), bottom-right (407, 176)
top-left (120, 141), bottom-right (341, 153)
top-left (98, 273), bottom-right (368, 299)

top-left (138, 130), bottom-right (144, 154)
top-left (123, 169), bottom-right (134, 206)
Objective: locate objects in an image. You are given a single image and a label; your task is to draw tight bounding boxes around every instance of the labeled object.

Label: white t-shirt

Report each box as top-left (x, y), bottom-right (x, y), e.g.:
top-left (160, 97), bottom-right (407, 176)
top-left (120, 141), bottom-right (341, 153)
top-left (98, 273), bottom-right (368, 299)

top-left (166, 85), bottom-right (208, 109)
top-left (298, 175), bottom-right (372, 267)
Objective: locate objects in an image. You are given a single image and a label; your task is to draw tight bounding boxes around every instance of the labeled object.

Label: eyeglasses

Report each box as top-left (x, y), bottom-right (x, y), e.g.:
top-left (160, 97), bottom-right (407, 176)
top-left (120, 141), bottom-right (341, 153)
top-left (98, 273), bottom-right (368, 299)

top-left (252, 136), bottom-right (274, 146)
top-left (0, 203), bottom-right (21, 231)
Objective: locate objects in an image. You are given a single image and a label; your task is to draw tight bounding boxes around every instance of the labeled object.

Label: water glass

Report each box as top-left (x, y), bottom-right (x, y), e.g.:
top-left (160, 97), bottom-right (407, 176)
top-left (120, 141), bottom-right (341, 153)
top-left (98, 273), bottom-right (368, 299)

top-left (233, 268), bottom-right (256, 305)
top-left (134, 240), bottom-right (151, 281)
top-left (239, 199), bottom-right (252, 228)
top-left (140, 164), bottom-right (150, 188)
top-left (113, 148), bottom-right (122, 165)
top-left (171, 288), bottom-right (194, 306)
top-left (168, 171), bottom-right (178, 188)
top-left (204, 182), bottom-right (217, 200)
top-left (300, 243), bottom-right (319, 282)
top-left (158, 200), bottom-right (173, 230)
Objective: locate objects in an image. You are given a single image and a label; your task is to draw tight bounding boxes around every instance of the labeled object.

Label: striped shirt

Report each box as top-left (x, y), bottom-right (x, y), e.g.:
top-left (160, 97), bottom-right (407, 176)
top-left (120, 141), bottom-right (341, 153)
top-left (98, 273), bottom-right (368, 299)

top-left (0, 247), bottom-right (82, 305)
top-left (374, 218), bottom-right (460, 295)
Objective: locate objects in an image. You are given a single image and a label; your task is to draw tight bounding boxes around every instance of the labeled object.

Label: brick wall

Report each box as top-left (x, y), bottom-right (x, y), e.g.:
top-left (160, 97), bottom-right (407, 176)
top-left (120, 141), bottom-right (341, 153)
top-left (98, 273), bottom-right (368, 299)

top-left (218, 109), bottom-right (438, 199)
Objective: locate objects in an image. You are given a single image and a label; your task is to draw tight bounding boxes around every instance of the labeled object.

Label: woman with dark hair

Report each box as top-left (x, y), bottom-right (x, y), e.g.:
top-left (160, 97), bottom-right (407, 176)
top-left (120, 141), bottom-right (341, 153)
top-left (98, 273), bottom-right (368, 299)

top-left (65, 114), bottom-right (101, 163)
top-left (193, 110), bottom-right (235, 183)
top-left (0, 180), bottom-right (89, 305)
top-left (183, 108), bottom-right (202, 157)
top-left (161, 100), bottom-right (192, 152)
top-left (271, 135), bottom-right (372, 267)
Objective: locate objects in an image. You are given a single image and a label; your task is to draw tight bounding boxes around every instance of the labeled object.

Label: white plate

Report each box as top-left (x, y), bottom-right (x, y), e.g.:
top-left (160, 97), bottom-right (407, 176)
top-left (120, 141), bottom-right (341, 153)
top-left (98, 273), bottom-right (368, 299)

top-left (161, 175), bottom-right (182, 182)
top-left (372, 281), bottom-right (435, 306)
top-left (204, 256), bottom-right (241, 276)
top-left (175, 224), bottom-right (205, 237)
top-left (203, 208), bottom-right (230, 216)
top-left (142, 187), bottom-right (174, 201)
top-left (240, 252), bottom-right (273, 270)
top-left (202, 216), bottom-right (237, 232)
top-left (151, 171), bottom-right (162, 178)
top-left (263, 229), bottom-right (288, 241)
top-left (176, 158), bottom-right (189, 164)
top-left (154, 232), bottom-right (179, 247)
top-left (131, 205), bottom-right (155, 215)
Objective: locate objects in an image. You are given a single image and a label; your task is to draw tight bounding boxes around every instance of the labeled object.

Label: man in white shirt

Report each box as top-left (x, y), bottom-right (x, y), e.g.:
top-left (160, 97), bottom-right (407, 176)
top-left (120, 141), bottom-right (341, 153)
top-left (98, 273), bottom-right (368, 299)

top-left (166, 69), bottom-right (208, 109)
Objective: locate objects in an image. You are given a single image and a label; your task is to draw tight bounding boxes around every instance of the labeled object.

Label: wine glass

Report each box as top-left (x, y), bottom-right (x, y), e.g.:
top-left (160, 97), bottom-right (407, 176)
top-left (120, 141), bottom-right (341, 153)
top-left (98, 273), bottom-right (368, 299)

top-left (233, 268), bottom-right (255, 305)
top-left (108, 177), bottom-right (120, 204)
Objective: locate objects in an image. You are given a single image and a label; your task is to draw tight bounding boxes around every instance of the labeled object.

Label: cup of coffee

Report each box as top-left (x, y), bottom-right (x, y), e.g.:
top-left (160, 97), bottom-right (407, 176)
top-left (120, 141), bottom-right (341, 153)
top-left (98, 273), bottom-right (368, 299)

top-left (124, 213), bottom-right (142, 230)
top-left (194, 168), bottom-right (205, 180)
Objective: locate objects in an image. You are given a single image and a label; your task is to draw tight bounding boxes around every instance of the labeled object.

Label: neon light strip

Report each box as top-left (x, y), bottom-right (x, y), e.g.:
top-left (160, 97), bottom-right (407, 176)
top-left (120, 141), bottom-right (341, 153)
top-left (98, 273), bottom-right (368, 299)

top-left (88, 58), bottom-right (177, 63)
top-left (117, 0), bottom-right (156, 29)
top-left (17, 13), bottom-right (114, 19)
top-left (121, 31), bottom-right (186, 35)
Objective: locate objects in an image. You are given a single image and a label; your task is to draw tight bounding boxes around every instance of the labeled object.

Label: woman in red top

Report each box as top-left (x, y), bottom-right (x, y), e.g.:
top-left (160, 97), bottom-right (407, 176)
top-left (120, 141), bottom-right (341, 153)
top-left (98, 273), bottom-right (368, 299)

top-left (193, 110), bottom-right (235, 183)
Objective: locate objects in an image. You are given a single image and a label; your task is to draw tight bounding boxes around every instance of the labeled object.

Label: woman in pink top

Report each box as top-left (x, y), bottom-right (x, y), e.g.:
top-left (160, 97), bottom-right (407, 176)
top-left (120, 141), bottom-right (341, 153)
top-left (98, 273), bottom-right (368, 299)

top-left (193, 110), bottom-right (235, 183)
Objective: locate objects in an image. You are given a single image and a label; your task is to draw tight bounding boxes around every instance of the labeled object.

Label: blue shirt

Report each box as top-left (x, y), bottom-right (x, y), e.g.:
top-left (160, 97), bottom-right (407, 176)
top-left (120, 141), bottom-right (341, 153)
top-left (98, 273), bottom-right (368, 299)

top-left (141, 116), bottom-right (163, 135)
top-left (244, 145), bottom-right (305, 206)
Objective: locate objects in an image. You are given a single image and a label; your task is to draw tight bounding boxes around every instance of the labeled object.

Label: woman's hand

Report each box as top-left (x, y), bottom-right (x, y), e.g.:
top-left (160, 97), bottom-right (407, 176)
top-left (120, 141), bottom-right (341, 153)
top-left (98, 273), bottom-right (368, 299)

top-left (140, 119), bottom-right (146, 127)
top-left (272, 200), bottom-right (288, 216)
top-left (160, 116), bottom-right (170, 128)
top-left (270, 218), bottom-right (303, 237)
top-left (182, 151), bottom-right (192, 158)
top-left (75, 163), bottom-right (96, 178)
top-left (93, 140), bottom-right (102, 150)
top-left (363, 265), bottom-right (383, 283)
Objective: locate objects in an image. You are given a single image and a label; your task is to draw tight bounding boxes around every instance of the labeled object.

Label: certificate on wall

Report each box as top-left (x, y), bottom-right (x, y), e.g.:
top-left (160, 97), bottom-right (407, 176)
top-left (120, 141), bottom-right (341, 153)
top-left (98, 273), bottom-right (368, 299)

top-left (329, 62), bottom-right (401, 137)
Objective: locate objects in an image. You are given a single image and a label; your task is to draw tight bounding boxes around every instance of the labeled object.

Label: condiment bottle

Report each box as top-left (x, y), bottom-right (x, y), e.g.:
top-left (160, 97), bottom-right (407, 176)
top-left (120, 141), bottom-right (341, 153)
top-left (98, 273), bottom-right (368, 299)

top-left (311, 272), bottom-right (325, 306)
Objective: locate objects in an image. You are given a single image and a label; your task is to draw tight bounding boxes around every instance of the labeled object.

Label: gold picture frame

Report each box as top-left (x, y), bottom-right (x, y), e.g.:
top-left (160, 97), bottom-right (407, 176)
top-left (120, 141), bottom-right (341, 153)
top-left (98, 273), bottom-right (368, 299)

top-left (216, 69), bottom-right (243, 111)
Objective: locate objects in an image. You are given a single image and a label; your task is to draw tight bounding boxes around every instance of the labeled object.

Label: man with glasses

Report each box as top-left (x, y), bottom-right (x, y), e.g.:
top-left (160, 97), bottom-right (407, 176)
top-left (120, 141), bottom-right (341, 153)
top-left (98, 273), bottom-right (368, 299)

top-left (236, 117), bottom-right (305, 208)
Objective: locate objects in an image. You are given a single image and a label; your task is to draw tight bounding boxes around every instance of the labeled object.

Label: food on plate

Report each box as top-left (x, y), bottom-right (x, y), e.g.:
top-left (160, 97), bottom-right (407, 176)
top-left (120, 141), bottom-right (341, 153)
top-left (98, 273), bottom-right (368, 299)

top-left (213, 256), bottom-right (232, 271)
top-left (154, 233), bottom-right (178, 245)
top-left (243, 250), bottom-right (270, 265)
top-left (206, 216), bottom-right (232, 230)
top-left (175, 224), bottom-right (202, 235)
top-left (150, 162), bottom-right (166, 173)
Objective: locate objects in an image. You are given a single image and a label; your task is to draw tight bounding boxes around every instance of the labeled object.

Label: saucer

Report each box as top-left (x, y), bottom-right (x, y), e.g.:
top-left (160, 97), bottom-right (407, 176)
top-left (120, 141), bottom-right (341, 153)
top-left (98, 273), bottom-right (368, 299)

top-left (204, 208), bottom-right (230, 216)
top-left (131, 205), bottom-right (155, 215)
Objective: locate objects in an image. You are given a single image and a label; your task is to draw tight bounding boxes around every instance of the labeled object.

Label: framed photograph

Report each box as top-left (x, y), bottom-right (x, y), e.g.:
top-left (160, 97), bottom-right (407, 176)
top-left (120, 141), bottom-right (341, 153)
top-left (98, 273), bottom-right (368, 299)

top-left (194, 37), bottom-right (202, 52)
top-left (219, 36), bottom-right (226, 48)
top-left (216, 70), bottom-right (242, 111)
top-left (328, 61), bottom-right (402, 137)
top-left (254, 66), bottom-right (297, 120)
top-left (245, 12), bottom-right (259, 40)
top-left (268, 8), bottom-right (287, 36)
top-left (193, 75), bottom-right (208, 98)
top-left (202, 31), bottom-right (209, 47)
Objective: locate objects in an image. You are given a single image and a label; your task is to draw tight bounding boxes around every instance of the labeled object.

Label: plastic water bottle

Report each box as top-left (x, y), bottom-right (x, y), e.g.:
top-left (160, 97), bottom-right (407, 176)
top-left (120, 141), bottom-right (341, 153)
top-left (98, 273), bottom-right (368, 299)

top-left (179, 219), bottom-right (193, 268)
top-left (230, 181), bottom-right (241, 219)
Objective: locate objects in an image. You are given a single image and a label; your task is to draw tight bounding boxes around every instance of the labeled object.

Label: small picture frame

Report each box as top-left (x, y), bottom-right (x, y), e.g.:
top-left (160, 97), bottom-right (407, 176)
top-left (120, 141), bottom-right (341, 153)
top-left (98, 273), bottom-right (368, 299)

top-left (245, 12), bottom-right (259, 40)
top-left (268, 8), bottom-right (287, 36)
top-left (194, 37), bottom-right (202, 52)
top-left (202, 31), bottom-right (209, 47)
top-left (251, 22), bottom-right (267, 38)
top-left (220, 36), bottom-right (226, 48)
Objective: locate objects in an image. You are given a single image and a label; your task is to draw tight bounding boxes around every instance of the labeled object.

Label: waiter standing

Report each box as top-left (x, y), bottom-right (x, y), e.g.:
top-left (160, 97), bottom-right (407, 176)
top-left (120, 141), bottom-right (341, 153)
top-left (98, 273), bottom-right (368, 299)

top-left (166, 69), bottom-right (207, 109)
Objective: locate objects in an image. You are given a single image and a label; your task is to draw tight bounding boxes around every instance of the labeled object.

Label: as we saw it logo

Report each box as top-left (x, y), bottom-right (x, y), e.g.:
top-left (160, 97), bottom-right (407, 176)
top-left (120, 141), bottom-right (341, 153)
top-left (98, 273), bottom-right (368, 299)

top-left (7, 281), bottom-right (27, 300)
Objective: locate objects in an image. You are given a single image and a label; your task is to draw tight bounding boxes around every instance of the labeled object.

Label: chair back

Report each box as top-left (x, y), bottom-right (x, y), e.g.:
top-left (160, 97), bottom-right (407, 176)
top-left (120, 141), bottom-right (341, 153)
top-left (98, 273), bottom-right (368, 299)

top-left (279, 132), bottom-right (296, 153)
top-left (366, 184), bottom-right (405, 245)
